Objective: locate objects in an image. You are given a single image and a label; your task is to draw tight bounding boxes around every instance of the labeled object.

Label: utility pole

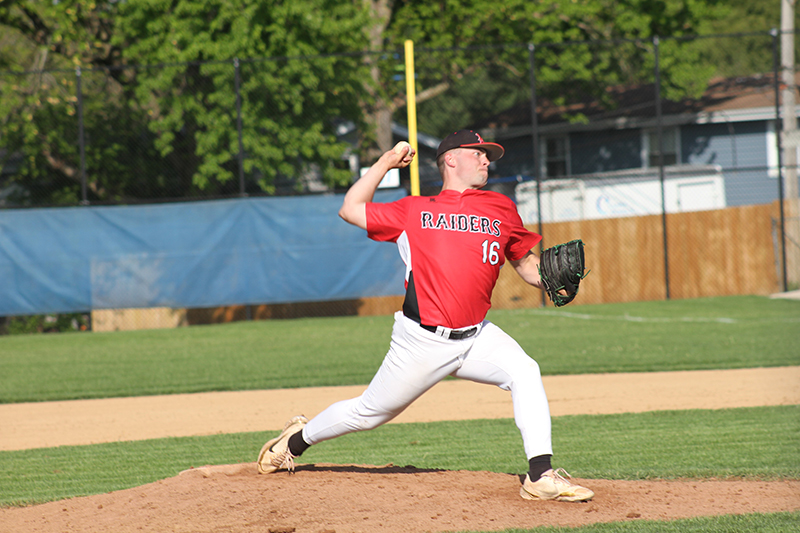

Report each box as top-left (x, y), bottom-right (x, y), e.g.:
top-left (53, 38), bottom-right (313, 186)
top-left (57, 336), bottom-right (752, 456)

top-left (781, 0), bottom-right (799, 289)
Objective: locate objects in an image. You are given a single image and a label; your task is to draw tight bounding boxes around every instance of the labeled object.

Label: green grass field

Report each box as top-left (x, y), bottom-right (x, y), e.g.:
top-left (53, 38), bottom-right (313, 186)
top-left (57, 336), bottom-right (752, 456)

top-left (1, 295), bottom-right (799, 532)
top-left (1, 295), bottom-right (798, 403)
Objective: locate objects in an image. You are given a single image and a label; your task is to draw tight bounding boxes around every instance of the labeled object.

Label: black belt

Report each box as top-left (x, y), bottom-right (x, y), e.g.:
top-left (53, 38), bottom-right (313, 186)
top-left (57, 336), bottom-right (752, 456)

top-left (420, 323), bottom-right (479, 340)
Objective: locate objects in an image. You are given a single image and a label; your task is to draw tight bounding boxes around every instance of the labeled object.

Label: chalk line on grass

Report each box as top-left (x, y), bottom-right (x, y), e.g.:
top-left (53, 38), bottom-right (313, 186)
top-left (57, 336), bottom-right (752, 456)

top-left (519, 309), bottom-right (800, 324)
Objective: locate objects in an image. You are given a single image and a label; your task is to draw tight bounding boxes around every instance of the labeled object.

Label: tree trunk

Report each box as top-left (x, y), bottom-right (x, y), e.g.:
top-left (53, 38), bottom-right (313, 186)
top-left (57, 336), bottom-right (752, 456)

top-left (361, 0), bottom-right (394, 164)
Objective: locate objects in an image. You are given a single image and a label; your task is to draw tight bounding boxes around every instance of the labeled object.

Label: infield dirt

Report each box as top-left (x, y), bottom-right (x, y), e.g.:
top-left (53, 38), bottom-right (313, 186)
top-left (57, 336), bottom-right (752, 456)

top-left (2, 367), bottom-right (799, 532)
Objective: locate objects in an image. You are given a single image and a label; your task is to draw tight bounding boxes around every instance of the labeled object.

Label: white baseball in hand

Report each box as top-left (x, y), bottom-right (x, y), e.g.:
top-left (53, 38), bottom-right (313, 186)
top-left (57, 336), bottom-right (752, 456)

top-left (393, 141), bottom-right (412, 155)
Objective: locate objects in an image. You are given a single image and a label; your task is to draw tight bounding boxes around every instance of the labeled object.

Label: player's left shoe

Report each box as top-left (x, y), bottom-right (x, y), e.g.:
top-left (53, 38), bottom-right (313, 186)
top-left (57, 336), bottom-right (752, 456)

top-left (520, 468), bottom-right (594, 502)
top-left (257, 415), bottom-right (308, 474)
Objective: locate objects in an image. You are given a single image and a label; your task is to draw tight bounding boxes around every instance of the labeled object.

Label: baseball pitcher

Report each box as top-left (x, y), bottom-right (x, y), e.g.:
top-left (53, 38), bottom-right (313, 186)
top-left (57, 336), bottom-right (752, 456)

top-left (258, 130), bottom-right (592, 502)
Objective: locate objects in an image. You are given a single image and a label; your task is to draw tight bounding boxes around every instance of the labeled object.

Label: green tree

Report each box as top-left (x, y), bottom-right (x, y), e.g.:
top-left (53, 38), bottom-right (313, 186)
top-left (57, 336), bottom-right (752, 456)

top-left (0, 0), bottom-right (147, 205)
top-left (0, 0), bottom-right (372, 205)
top-left (702, 0), bottom-right (799, 78)
top-left (0, 0), bottom-right (757, 205)
top-left (114, 0), bottom-right (372, 194)
top-left (382, 0), bottom-right (730, 138)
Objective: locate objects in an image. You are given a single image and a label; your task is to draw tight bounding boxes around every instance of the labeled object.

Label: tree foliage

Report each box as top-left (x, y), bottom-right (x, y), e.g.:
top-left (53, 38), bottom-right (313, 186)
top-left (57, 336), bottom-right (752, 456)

top-left (0, 0), bottom-right (137, 204)
top-left (701, 0), bottom-right (799, 79)
top-left (0, 0), bottom-right (780, 205)
top-left (0, 0), bottom-right (371, 205)
top-left (114, 0), bottom-right (371, 194)
top-left (383, 0), bottom-right (731, 136)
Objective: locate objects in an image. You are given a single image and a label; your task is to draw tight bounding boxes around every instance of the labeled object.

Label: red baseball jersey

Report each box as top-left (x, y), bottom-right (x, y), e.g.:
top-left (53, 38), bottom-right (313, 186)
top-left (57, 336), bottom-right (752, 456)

top-left (366, 189), bottom-right (542, 329)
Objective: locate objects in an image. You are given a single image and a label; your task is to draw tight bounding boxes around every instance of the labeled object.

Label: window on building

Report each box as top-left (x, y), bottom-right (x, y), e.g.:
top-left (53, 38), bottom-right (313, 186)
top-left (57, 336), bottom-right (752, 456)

top-left (541, 136), bottom-right (569, 178)
top-left (645, 128), bottom-right (679, 167)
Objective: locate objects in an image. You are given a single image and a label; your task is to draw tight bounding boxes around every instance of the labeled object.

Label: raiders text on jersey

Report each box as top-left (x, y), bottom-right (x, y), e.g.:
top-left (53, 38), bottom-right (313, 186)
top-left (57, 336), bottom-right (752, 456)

top-left (419, 211), bottom-right (501, 237)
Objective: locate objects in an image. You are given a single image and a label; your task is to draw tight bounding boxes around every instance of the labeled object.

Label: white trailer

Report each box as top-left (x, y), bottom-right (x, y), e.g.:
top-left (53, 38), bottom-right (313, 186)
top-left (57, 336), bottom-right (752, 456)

top-left (515, 165), bottom-right (726, 224)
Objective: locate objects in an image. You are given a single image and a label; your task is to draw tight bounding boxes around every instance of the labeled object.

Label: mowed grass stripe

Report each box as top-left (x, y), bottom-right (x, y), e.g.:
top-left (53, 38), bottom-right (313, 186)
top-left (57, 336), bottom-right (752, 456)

top-left (1, 405), bottom-right (797, 507)
top-left (481, 511), bottom-right (800, 533)
top-left (1, 295), bottom-right (799, 403)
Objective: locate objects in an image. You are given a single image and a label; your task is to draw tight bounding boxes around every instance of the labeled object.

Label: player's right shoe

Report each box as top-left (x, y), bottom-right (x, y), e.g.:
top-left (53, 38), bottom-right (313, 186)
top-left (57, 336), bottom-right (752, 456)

top-left (257, 415), bottom-right (308, 474)
top-left (519, 468), bottom-right (594, 502)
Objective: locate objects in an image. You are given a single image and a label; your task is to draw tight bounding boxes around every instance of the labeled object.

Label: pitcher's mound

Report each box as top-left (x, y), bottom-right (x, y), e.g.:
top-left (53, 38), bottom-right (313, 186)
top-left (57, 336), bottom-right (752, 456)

top-left (3, 463), bottom-right (799, 532)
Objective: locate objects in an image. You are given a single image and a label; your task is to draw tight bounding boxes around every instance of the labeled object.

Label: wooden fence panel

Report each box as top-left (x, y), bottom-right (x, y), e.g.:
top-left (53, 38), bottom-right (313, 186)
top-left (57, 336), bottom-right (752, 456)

top-left (491, 202), bottom-right (781, 309)
top-left (667, 203), bottom-right (779, 299)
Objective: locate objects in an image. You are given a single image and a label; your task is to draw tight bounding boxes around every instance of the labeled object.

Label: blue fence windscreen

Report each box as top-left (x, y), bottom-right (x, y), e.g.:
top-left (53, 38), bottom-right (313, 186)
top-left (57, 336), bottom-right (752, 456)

top-left (0, 190), bottom-right (408, 316)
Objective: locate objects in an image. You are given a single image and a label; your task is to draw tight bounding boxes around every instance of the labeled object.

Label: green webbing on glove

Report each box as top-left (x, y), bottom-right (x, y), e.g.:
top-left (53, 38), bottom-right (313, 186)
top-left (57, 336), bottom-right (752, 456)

top-left (538, 239), bottom-right (589, 307)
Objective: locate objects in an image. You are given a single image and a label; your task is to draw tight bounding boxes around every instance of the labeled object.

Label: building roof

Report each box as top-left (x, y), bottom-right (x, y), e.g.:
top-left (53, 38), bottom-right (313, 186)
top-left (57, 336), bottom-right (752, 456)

top-left (483, 72), bottom-right (798, 139)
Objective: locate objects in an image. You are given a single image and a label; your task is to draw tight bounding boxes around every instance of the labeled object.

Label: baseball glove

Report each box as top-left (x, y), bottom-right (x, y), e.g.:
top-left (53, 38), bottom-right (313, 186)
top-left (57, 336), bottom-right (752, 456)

top-left (538, 239), bottom-right (589, 307)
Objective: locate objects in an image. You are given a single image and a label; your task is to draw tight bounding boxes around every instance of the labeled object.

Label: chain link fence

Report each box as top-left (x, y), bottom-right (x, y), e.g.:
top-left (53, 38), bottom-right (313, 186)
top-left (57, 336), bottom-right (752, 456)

top-left (1, 30), bottom-right (798, 333)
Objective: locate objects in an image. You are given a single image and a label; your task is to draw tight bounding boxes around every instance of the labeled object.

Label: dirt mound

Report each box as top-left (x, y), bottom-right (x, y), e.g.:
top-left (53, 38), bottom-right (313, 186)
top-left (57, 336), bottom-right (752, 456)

top-left (3, 463), bottom-right (798, 533)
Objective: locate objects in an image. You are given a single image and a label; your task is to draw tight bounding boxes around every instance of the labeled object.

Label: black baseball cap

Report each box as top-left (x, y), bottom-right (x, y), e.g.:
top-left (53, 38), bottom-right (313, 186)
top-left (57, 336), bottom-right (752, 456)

top-left (436, 130), bottom-right (505, 161)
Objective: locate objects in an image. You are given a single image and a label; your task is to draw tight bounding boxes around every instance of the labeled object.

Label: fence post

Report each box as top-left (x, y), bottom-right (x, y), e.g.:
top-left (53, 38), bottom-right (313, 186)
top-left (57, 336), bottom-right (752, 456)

top-left (234, 58), bottom-right (246, 197)
top-left (76, 67), bottom-right (88, 205)
top-left (528, 43), bottom-right (545, 308)
top-left (654, 36), bottom-right (671, 300)
top-left (236, 57), bottom-right (250, 319)
top-left (772, 28), bottom-right (789, 292)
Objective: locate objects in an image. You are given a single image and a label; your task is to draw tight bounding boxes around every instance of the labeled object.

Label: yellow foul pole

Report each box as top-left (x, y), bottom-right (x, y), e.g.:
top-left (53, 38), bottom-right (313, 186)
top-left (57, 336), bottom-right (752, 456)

top-left (404, 40), bottom-right (420, 196)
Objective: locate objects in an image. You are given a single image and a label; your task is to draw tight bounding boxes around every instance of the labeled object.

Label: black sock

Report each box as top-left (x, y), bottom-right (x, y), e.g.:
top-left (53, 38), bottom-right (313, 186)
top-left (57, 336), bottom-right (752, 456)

top-left (528, 454), bottom-right (552, 480)
top-left (288, 431), bottom-right (311, 457)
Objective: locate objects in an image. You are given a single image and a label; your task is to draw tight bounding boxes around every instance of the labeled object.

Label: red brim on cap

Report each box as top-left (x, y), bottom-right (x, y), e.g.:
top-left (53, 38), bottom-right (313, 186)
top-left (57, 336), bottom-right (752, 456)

top-left (459, 142), bottom-right (505, 162)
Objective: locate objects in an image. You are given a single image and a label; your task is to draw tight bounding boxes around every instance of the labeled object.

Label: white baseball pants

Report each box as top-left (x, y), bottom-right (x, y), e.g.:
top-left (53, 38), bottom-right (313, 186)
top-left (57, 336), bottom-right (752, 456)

top-left (302, 311), bottom-right (553, 460)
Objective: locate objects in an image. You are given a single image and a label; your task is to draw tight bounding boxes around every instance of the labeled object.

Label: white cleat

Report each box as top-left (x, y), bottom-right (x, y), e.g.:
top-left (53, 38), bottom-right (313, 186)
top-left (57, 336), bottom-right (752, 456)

top-left (257, 415), bottom-right (308, 474)
top-left (520, 468), bottom-right (594, 502)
